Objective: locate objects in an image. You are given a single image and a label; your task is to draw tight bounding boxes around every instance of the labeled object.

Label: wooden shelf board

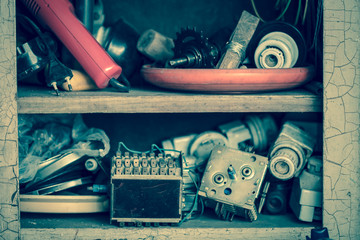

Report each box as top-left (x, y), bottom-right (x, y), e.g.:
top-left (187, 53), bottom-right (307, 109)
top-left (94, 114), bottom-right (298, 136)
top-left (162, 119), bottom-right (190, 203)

top-left (21, 212), bottom-right (319, 239)
top-left (17, 86), bottom-right (322, 114)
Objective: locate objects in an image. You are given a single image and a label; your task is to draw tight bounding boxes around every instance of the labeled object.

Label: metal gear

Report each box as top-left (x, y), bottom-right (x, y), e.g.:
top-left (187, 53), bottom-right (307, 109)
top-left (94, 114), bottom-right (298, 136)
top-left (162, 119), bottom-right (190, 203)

top-left (167, 27), bottom-right (219, 68)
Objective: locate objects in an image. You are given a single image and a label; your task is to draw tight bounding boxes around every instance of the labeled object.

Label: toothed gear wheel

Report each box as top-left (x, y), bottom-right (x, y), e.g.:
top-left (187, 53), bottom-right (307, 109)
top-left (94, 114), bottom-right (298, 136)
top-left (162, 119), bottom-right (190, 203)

top-left (171, 27), bottom-right (218, 68)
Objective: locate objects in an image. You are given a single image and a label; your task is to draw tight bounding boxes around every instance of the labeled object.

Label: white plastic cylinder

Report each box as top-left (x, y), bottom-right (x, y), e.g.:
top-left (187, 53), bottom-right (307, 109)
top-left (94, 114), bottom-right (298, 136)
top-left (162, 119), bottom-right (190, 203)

top-left (254, 32), bottom-right (299, 69)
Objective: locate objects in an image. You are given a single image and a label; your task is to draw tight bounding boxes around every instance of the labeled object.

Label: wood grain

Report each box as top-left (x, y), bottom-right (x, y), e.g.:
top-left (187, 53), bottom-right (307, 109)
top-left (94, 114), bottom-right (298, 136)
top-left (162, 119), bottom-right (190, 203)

top-left (17, 87), bottom-right (321, 113)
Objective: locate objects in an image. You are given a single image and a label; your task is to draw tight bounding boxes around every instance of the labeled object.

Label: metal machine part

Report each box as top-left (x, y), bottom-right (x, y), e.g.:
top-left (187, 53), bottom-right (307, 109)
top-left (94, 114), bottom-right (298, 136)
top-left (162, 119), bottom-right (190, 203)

top-left (182, 193), bottom-right (199, 213)
top-left (16, 33), bottom-right (55, 81)
top-left (264, 181), bottom-right (292, 214)
top-left (254, 31), bottom-right (298, 68)
top-left (161, 134), bottom-right (196, 158)
top-left (219, 115), bottom-right (278, 153)
top-left (111, 151), bottom-right (182, 226)
top-left (257, 181), bottom-right (270, 213)
top-left (20, 194), bottom-right (109, 213)
top-left (247, 21), bottom-right (307, 68)
top-left (167, 28), bottom-right (220, 68)
top-left (290, 156), bottom-right (323, 222)
top-left (25, 152), bottom-right (88, 189)
top-left (27, 176), bottom-right (93, 195)
top-left (181, 156), bottom-right (201, 215)
top-left (198, 146), bottom-right (268, 221)
top-left (182, 156), bottom-right (198, 190)
top-left (268, 122), bottom-right (315, 180)
top-left (189, 131), bottom-right (228, 167)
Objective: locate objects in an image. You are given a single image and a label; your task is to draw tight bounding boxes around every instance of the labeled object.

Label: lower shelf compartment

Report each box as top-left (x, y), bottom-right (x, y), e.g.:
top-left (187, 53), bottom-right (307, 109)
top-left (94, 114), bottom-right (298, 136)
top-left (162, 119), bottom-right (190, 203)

top-left (21, 211), bottom-right (320, 239)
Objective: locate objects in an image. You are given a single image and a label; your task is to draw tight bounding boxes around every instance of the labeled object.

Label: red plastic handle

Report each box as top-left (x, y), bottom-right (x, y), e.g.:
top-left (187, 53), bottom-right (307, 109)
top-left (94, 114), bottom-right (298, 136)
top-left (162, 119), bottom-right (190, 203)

top-left (22, 0), bottom-right (122, 89)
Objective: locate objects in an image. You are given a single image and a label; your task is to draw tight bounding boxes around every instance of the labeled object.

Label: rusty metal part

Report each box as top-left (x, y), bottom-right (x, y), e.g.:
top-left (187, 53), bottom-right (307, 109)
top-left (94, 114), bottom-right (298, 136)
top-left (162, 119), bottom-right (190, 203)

top-left (198, 145), bottom-right (268, 221)
top-left (167, 27), bottom-right (220, 68)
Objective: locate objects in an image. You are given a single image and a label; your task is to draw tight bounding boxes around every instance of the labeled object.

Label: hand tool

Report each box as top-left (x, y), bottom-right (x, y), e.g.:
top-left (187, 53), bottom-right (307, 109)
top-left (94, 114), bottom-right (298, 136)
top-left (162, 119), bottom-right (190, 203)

top-left (21, 0), bottom-right (129, 92)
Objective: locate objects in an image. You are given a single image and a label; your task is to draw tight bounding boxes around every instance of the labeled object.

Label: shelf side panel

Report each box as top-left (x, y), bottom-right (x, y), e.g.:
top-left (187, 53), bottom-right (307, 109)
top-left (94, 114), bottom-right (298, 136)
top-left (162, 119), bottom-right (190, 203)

top-left (323, 0), bottom-right (360, 239)
top-left (0, 0), bottom-right (20, 239)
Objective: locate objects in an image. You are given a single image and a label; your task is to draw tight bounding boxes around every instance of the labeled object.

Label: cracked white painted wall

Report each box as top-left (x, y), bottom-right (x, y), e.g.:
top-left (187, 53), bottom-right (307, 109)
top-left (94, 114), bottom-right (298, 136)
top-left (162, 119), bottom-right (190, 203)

top-left (0, 0), bottom-right (19, 240)
top-left (323, 0), bottom-right (360, 239)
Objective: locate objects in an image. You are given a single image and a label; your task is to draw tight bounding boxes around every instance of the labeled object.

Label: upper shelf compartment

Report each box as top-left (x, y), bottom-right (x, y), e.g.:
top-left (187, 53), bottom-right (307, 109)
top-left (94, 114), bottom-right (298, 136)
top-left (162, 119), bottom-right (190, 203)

top-left (17, 86), bottom-right (321, 114)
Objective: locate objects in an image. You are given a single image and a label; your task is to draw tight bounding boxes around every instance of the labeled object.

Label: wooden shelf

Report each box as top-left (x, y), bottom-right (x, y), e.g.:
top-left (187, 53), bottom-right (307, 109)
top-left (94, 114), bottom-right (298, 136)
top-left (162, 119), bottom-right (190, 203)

top-left (21, 212), bottom-right (319, 239)
top-left (17, 86), bottom-right (322, 114)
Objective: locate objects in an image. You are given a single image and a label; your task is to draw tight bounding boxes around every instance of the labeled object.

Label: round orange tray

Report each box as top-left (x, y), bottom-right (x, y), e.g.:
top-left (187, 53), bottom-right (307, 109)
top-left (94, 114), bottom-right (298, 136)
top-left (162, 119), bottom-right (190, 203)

top-left (141, 65), bottom-right (315, 93)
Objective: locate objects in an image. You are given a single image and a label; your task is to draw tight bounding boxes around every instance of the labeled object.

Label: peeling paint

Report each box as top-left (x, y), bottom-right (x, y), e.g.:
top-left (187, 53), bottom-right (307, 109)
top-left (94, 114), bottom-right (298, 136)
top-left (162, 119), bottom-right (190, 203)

top-left (0, 0), bottom-right (19, 240)
top-left (323, 0), bottom-right (360, 239)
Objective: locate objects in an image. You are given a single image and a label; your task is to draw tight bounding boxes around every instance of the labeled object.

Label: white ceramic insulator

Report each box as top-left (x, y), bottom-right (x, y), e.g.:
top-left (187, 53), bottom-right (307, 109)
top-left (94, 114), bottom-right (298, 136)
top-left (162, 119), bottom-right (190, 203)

top-left (254, 32), bottom-right (299, 69)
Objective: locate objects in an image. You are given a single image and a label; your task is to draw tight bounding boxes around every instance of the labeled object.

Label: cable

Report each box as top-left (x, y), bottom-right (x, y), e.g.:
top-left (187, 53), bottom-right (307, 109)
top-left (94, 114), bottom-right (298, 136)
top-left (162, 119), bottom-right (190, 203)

top-left (93, 157), bottom-right (110, 177)
top-left (302, 0), bottom-right (309, 25)
top-left (117, 142), bottom-right (188, 166)
top-left (294, 0), bottom-right (302, 25)
top-left (117, 142), bottom-right (149, 154)
top-left (151, 144), bottom-right (164, 154)
top-left (17, 14), bottom-right (73, 94)
top-left (310, 0), bottom-right (322, 50)
top-left (250, 0), bottom-right (292, 23)
top-left (275, 0), bottom-right (292, 21)
top-left (179, 170), bottom-right (201, 224)
top-left (250, 0), bottom-right (266, 22)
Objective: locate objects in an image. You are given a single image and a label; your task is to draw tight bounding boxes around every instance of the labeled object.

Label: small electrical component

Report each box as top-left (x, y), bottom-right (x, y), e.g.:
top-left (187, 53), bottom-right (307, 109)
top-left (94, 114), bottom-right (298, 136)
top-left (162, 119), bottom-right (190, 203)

top-left (218, 115), bottom-right (278, 153)
top-left (290, 156), bottom-right (323, 222)
top-left (189, 131), bottom-right (229, 167)
top-left (268, 122), bottom-right (315, 180)
top-left (198, 145), bottom-right (268, 221)
top-left (263, 181), bottom-right (292, 215)
top-left (110, 150), bottom-right (183, 226)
